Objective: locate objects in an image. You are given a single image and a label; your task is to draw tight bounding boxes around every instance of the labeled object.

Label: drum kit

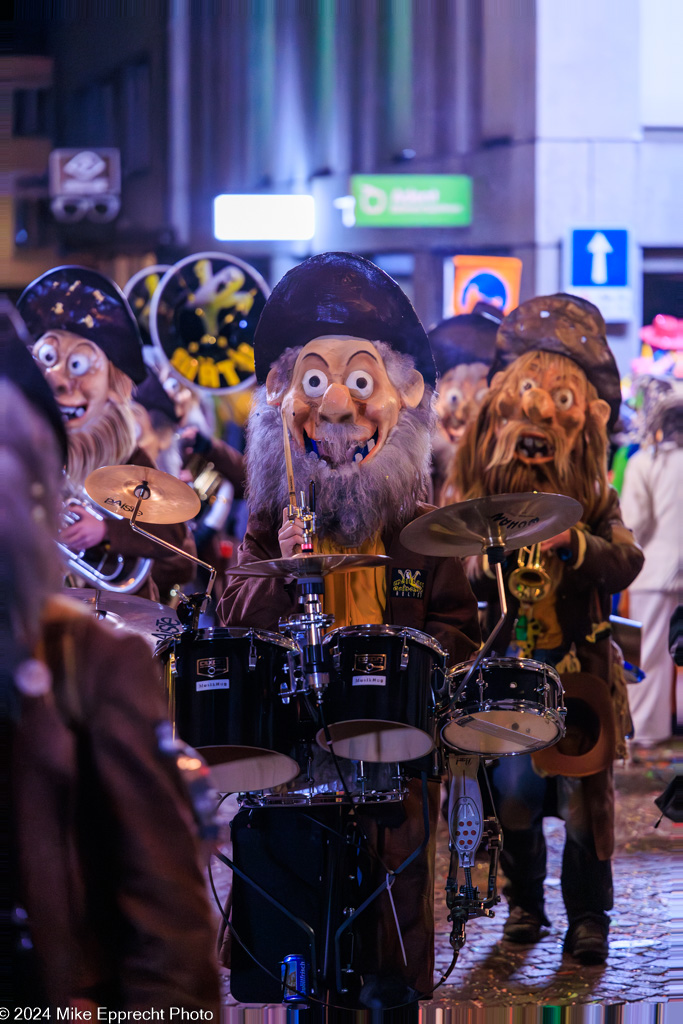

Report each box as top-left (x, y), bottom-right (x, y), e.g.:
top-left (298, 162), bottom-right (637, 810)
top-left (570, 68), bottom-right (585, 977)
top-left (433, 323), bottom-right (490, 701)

top-left (71, 461), bottom-right (582, 992)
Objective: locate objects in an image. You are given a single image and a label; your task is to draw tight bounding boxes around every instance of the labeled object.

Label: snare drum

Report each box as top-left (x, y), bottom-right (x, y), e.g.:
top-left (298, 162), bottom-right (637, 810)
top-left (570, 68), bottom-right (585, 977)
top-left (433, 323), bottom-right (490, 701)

top-left (156, 627), bottom-right (301, 792)
top-left (318, 625), bottom-right (446, 763)
top-left (441, 657), bottom-right (565, 756)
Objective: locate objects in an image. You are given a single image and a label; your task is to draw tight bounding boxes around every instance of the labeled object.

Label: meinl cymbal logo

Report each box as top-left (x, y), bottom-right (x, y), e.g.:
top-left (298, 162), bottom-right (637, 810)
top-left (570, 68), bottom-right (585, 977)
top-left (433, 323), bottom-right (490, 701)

top-left (490, 512), bottom-right (540, 531)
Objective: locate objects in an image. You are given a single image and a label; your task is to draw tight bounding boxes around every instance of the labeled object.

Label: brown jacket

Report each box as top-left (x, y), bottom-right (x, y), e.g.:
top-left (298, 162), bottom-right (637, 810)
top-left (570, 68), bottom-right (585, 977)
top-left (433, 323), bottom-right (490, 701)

top-left (472, 486), bottom-right (644, 858)
top-left (218, 502), bottom-right (481, 664)
top-left (13, 599), bottom-right (220, 1011)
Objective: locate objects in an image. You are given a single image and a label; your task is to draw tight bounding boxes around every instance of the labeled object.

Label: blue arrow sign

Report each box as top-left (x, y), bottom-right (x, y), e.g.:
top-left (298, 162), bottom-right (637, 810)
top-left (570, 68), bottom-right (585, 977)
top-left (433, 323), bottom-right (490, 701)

top-left (571, 229), bottom-right (628, 288)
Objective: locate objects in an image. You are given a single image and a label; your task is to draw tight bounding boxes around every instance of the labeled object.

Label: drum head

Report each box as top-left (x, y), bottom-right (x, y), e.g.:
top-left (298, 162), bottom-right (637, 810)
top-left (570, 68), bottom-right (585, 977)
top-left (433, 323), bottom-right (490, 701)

top-left (441, 708), bottom-right (562, 755)
top-left (201, 745), bottom-right (300, 793)
top-left (316, 719), bottom-right (434, 763)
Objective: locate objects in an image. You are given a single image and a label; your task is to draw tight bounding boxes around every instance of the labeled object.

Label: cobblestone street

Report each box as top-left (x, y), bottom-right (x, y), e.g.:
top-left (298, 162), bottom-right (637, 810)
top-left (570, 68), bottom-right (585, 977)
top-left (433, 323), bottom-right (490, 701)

top-left (215, 746), bottom-right (679, 1015)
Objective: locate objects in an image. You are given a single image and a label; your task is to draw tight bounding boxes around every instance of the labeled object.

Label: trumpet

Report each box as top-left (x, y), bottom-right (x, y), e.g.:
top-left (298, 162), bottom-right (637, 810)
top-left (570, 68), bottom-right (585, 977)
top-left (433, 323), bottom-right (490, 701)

top-left (59, 496), bottom-right (152, 594)
top-left (508, 543), bottom-right (551, 604)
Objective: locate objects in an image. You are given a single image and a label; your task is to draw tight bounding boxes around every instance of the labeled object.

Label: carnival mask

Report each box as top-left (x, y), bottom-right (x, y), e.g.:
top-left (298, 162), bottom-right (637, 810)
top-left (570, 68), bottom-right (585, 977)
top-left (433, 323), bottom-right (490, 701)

top-left (488, 350), bottom-right (610, 466)
top-left (435, 362), bottom-right (489, 444)
top-left (267, 336), bottom-right (424, 468)
top-left (32, 329), bottom-right (121, 432)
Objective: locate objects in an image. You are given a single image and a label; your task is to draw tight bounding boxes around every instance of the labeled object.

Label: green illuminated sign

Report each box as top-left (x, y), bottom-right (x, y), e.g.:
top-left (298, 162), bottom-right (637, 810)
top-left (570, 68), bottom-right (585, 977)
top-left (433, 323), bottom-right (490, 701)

top-left (350, 174), bottom-right (472, 227)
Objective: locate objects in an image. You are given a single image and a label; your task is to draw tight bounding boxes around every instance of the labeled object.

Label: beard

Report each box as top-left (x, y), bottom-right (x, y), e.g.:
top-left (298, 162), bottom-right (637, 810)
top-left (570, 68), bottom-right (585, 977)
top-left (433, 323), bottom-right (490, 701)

top-left (482, 418), bottom-right (577, 495)
top-left (246, 385), bottom-right (434, 546)
top-left (64, 400), bottom-right (137, 495)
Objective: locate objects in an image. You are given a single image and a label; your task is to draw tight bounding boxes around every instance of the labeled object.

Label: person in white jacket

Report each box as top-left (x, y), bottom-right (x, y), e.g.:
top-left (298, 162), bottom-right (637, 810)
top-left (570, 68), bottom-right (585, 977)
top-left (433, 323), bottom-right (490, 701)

top-left (621, 390), bottom-right (683, 747)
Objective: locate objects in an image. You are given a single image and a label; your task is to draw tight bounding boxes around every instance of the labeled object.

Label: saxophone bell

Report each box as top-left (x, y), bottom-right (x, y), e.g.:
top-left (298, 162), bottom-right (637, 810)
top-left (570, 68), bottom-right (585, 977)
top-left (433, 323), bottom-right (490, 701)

top-left (508, 543), bottom-right (551, 603)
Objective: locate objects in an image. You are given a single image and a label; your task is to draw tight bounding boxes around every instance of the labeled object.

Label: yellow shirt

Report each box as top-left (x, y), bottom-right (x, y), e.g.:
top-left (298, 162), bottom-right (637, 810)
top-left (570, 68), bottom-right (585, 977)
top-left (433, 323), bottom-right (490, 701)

top-left (319, 533), bottom-right (386, 629)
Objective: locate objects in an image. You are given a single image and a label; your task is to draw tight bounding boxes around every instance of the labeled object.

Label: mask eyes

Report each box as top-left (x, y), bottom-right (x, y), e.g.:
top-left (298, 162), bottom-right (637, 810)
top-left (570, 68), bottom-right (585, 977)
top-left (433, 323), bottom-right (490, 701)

top-left (553, 387), bottom-right (575, 410)
top-left (67, 350), bottom-right (94, 377)
top-left (34, 341), bottom-right (58, 367)
top-left (444, 387), bottom-right (462, 408)
top-left (520, 378), bottom-right (537, 395)
top-left (345, 370), bottom-right (374, 399)
top-left (302, 368), bottom-right (329, 398)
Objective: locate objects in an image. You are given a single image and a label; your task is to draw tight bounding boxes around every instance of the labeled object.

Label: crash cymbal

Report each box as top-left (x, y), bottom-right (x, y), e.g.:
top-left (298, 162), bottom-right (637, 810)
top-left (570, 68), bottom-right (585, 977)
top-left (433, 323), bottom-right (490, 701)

top-left (226, 553), bottom-right (392, 578)
top-left (85, 464), bottom-right (201, 524)
top-left (63, 588), bottom-right (184, 648)
top-left (400, 492), bottom-right (583, 557)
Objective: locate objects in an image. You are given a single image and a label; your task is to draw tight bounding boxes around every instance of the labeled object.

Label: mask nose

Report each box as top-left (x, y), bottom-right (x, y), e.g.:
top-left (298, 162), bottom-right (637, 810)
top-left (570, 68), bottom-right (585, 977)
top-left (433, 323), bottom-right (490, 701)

top-left (319, 382), bottom-right (356, 424)
top-left (46, 364), bottom-right (74, 397)
top-left (522, 387), bottom-right (555, 426)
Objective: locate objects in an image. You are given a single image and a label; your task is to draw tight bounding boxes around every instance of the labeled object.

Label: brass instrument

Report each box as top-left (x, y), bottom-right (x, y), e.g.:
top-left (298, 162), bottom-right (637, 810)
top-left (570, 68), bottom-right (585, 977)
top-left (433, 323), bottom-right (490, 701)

top-left (59, 496), bottom-right (152, 594)
top-left (184, 452), bottom-right (224, 508)
top-left (508, 543), bottom-right (551, 604)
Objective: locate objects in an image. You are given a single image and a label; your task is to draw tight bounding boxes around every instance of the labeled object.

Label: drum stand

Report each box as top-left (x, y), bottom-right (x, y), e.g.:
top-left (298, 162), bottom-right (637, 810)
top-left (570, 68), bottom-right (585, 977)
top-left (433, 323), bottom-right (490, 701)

top-left (445, 753), bottom-right (501, 954)
top-left (443, 542), bottom-right (508, 955)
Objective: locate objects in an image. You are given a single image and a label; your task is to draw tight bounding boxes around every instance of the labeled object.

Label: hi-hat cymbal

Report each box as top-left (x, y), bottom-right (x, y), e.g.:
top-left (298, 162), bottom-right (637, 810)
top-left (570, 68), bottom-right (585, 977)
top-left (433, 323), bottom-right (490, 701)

top-left (226, 553), bottom-right (392, 578)
top-left (85, 465), bottom-right (201, 525)
top-left (63, 588), bottom-right (184, 648)
top-left (400, 492), bottom-right (583, 557)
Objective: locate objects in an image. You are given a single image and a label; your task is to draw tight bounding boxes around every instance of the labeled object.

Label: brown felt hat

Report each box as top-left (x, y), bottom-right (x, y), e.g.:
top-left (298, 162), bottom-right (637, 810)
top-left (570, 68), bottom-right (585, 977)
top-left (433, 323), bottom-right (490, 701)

top-left (489, 293), bottom-right (622, 429)
top-left (532, 672), bottom-right (616, 778)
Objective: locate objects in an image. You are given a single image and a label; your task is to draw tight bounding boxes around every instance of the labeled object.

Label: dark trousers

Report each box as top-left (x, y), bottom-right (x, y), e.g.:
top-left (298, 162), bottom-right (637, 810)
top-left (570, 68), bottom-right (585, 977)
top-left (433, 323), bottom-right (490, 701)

top-left (490, 753), bottom-right (613, 927)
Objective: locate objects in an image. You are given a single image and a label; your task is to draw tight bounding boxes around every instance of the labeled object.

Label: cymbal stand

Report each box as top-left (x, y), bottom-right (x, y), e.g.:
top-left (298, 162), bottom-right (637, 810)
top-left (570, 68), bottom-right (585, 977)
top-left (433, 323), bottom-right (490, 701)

top-left (445, 753), bottom-right (501, 954)
top-left (128, 481), bottom-right (217, 631)
top-left (281, 574), bottom-right (333, 699)
top-left (450, 540), bottom-right (508, 704)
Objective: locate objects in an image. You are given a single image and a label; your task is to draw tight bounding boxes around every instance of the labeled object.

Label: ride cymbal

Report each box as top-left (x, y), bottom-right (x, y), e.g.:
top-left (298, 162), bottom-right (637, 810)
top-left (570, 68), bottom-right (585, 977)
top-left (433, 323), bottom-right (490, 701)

top-left (85, 464), bottom-right (201, 524)
top-left (226, 553), bottom-right (392, 578)
top-left (400, 492), bottom-right (582, 557)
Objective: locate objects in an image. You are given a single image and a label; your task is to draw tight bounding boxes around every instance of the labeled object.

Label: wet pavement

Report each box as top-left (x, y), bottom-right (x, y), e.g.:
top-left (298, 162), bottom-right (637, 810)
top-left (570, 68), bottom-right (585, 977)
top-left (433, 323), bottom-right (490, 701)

top-left (212, 744), bottom-right (679, 1013)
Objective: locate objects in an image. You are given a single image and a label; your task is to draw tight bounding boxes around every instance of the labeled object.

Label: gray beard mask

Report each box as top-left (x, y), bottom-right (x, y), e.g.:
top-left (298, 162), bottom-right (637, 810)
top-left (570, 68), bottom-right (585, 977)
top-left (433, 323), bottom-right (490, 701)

top-left (246, 374), bottom-right (435, 548)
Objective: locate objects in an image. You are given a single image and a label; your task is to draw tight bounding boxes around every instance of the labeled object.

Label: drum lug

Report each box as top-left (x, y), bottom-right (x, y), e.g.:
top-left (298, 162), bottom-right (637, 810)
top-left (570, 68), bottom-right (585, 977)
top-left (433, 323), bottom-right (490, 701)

top-left (332, 646), bottom-right (341, 671)
top-left (400, 633), bottom-right (409, 671)
top-left (248, 635), bottom-right (257, 670)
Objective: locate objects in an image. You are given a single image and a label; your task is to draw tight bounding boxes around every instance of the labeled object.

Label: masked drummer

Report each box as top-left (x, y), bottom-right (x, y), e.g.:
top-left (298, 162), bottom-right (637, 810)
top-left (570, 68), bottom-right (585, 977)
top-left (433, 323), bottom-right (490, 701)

top-left (17, 266), bottom-right (197, 602)
top-left (446, 294), bottom-right (644, 965)
top-left (218, 252), bottom-right (480, 1008)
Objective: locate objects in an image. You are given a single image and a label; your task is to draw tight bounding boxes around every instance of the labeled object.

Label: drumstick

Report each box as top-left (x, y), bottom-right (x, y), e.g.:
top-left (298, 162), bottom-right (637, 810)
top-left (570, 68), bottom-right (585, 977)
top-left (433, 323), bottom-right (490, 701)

top-left (281, 405), bottom-right (297, 511)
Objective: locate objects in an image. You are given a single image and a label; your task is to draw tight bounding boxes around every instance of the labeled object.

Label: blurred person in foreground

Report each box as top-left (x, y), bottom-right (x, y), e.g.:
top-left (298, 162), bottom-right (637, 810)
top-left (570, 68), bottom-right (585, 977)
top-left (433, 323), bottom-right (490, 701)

top-left (447, 294), bottom-right (644, 964)
top-left (621, 389), bottom-right (683, 752)
top-left (3, 305), bottom-right (220, 1013)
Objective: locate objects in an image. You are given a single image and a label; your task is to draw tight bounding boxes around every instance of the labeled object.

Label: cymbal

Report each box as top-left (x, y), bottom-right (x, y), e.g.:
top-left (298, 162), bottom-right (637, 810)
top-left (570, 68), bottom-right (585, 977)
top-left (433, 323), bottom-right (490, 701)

top-left (63, 588), bottom-right (184, 648)
top-left (226, 553), bottom-right (392, 578)
top-left (400, 492), bottom-right (583, 557)
top-left (85, 465), bottom-right (201, 525)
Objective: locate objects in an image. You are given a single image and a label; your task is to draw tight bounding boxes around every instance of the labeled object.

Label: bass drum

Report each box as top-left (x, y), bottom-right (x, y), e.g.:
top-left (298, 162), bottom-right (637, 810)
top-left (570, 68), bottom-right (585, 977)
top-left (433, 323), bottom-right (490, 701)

top-left (441, 657), bottom-right (565, 756)
top-left (318, 625), bottom-right (446, 763)
top-left (156, 627), bottom-right (301, 792)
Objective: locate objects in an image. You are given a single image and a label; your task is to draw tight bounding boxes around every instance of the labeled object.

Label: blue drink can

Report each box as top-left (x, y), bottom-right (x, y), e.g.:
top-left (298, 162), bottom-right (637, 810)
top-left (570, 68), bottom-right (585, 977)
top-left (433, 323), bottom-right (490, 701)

top-left (281, 953), bottom-right (309, 1002)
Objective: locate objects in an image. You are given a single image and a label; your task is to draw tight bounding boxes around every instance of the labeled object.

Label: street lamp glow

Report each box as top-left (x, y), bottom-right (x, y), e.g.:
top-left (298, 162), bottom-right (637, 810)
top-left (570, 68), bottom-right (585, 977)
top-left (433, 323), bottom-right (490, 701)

top-left (213, 194), bottom-right (315, 241)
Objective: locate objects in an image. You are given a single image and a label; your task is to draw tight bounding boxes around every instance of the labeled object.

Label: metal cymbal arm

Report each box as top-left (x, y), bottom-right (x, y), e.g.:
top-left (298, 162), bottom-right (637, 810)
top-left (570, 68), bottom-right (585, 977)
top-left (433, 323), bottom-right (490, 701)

top-left (129, 483), bottom-right (217, 602)
top-left (450, 546), bottom-right (508, 703)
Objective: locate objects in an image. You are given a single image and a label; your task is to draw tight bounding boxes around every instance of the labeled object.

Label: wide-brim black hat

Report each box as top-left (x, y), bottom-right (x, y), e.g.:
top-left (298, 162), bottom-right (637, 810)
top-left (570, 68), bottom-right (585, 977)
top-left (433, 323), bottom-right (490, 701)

top-left (428, 302), bottom-right (502, 376)
top-left (489, 293), bottom-right (622, 429)
top-left (17, 265), bottom-right (146, 384)
top-left (0, 298), bottom-right (68, 464)
top-left (253, 252), bottom-right (436, 387)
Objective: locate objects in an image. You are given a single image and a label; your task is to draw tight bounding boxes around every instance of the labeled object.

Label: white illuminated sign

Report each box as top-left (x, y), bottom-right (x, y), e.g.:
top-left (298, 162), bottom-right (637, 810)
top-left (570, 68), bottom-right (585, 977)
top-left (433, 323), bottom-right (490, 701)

top-left (213, 194), bottom-right (315, 241)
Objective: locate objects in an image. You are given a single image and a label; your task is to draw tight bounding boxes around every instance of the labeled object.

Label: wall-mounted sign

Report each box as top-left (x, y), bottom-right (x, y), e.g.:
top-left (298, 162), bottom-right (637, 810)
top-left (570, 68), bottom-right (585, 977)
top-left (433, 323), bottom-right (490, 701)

top-left (49, 148), bottom-right (121, 223)
top-left (213, 194), bottom-right (315, 241)
top-left (351, 174), bottom-right (472, 228)
top-left (446, 254), bottom-right (522, 317)
top-left (565, 228), bottom-right (632, 322)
